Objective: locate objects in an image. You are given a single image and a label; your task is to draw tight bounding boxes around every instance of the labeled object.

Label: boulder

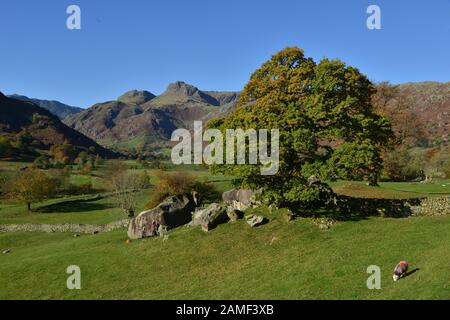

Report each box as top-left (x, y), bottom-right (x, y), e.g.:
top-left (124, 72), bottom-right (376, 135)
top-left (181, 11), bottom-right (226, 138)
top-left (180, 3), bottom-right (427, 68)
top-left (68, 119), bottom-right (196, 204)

top-left (283, 211), bottom-right (295, 222)
top-left (307, 175), bottom-right (321, 186)
top-left (128, 195), bottom-right (196, 239)
top-left (157, 225), bottom-right (169, 237)
top-left (191, 203), bottom-right (229, 229)
top-left (245, 214), bottom-right (267, 228)
top-left (222, 189), bottom-right (260, 211)
top-left (227, 207), bottom-right (244, 222)
top-left (307, 175), bottom-right (336, 204)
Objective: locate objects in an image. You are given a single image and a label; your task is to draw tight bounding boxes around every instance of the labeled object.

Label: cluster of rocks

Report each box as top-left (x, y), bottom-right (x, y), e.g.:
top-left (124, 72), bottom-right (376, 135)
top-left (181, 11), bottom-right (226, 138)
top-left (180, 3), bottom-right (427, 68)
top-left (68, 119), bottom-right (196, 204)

top-left (409, 197), bottom-right (450, 216)
top-left (127, 188), bottom-right (267, 239)
top-left (312, 217), bottom-right (338, 230)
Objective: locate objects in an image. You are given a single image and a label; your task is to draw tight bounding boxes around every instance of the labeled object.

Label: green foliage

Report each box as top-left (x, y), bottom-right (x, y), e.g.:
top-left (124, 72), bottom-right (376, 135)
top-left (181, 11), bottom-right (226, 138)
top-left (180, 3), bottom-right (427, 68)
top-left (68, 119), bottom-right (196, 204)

top-left (145, 171), bottom-right (218, 209)
top-left (326, 142), bottom-right (382, 184)
top-left (382, 145), bottom-right (450, 182)
top-left (50, 142), bottom-right (78, 165)
top-left (210, 47), bottom-right (393, 208)
top-left (382, 148), bottom-right (423, 181)
top-left (0, 136), bottom-right (14, 158)
top-left (3, 169), bottom-right (57, 211)
top-left (33, 155), bottom-right (52, 169)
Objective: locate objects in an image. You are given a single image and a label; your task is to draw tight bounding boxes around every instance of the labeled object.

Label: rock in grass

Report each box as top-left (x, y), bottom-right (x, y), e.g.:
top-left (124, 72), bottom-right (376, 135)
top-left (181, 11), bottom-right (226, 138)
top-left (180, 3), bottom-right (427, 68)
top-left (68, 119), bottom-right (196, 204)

top-left (128, 195), bottom-right (196, 240)
top-left (227, 208), bottom-right (244, 222)
top-left (201, 224), bottom-right (211, 232)
top-left (222, 189), bottom-right (261, 211)
top-left (245, 215), bottom-right (267, 228)
top-left (192, 203), bottom-right (229, 228)
top-left (283, 211), bottom-right (295, 222)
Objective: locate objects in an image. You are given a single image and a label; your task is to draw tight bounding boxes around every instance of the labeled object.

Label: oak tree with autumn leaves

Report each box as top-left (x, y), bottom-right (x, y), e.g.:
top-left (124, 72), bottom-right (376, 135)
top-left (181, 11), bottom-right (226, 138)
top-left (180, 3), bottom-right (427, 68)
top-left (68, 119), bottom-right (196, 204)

top-left (209, 47), bottom-right (393, 209)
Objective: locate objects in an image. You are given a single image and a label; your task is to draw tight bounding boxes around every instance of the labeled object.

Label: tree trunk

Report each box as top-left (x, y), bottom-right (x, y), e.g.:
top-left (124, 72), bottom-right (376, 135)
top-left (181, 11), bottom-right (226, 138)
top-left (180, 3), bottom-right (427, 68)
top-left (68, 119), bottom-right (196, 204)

top-left (27, 202), bottom-right (31, 212)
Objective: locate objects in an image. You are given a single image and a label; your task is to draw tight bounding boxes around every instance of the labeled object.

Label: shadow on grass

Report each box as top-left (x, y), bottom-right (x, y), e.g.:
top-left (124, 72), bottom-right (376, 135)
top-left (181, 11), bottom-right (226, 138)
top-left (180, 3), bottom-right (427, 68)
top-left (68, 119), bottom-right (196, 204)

top-left (304, 195), bottom-right (425, 222)
top-left (37, 198), bottom-right (113, 214)
top-left (405, 268), bottom-right (420, 278)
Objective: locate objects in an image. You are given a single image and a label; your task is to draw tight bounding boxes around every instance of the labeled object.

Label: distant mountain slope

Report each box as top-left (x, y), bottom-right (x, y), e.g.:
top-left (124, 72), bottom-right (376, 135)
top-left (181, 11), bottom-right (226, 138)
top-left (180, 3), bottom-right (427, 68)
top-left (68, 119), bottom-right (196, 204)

top-left (8, 94), bottom-right (83, 119)
top-left (63, 81), bottom-right (449, 152)
top-left (63, 82), bottom-right (240, 150)
top-left (395, 82), bottom-right (449, 143)
top-left (374, 82), bottom-right (450, 145)
top-left (0, 92), bottom-right (115, 159)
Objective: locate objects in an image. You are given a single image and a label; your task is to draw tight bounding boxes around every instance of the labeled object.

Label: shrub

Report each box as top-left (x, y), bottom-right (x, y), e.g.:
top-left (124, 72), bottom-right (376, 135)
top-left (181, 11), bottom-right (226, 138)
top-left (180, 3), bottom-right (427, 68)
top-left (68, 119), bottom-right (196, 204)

top-left (145, 171), bottom-right (218, 209)
top-left (33, 155), bottom-right (52, 169)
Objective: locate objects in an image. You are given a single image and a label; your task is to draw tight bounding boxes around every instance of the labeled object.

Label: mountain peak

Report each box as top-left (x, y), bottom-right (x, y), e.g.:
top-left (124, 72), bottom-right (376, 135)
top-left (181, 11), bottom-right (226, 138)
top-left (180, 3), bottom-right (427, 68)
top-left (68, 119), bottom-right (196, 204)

top-left (165, 81), bottom-right (200, 96)
top-left (118, 90), bottom-right (156, 105)
top-left (0, 91), bottom-right (6, 100)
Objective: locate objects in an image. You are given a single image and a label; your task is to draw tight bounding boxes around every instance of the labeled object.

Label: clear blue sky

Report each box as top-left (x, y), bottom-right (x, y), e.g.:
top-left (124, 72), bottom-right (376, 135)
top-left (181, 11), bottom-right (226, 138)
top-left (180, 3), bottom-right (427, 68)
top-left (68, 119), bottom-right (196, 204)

top-left (1, 0), bottom-right (449, 108)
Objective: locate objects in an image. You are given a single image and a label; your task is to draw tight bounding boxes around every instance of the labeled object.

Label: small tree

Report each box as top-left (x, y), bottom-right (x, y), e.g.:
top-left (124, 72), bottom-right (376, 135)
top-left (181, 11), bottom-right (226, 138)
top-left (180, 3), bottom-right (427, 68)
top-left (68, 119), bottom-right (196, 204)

top-left (33, 155), bottom-right (52, 169)
top-left (50, 142), bottom-right (77, 165)
top-left (4, 169), bottom-right (57, 211)
top-left (105, 162), bottom-right (150, 217)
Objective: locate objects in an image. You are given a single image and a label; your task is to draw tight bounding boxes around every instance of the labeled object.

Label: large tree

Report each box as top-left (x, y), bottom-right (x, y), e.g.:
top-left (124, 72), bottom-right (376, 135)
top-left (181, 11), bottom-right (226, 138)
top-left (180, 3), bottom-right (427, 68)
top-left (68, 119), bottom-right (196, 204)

top-left (209, 47), bottom-right (393, 209)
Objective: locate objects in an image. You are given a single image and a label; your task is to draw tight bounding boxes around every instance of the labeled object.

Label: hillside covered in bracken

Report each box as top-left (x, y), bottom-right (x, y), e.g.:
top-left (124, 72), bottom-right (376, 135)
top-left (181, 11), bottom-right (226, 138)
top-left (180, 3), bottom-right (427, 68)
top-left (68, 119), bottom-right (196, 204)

top-left (373, 81), bottom-right (450, 147)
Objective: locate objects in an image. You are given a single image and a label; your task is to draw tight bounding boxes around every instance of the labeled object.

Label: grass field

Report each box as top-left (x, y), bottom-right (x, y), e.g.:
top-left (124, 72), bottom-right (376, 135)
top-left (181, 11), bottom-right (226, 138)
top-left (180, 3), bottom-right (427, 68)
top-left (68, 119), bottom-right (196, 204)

top-left (1, 212), bottom-right (449, 300)
top-left (1, 161), bottom-right (449, 300)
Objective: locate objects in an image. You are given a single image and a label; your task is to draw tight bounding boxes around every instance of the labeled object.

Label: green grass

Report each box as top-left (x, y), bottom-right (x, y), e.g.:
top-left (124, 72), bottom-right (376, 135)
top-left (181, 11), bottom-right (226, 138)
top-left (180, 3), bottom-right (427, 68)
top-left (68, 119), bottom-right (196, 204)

top-left (0, 192), bottom-right (147, 225)
top-left (1, 160), bottom-right (449, 300)
top-left (330, 180), bottom-right (450, 199)
top-left (1, 213), bottom-right (449, 300)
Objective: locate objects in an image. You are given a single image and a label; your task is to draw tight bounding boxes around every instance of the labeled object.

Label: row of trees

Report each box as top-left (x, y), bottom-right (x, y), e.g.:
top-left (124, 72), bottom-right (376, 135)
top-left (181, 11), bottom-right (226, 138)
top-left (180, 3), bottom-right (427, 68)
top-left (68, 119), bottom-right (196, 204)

top-left (383, 146), bottom-right (450, 182)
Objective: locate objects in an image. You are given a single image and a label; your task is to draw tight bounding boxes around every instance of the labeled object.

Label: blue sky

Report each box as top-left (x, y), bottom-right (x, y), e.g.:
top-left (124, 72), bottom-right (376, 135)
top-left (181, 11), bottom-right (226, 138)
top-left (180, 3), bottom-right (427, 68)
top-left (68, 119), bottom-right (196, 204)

top-left (1, 0), bottom-right (449, 108)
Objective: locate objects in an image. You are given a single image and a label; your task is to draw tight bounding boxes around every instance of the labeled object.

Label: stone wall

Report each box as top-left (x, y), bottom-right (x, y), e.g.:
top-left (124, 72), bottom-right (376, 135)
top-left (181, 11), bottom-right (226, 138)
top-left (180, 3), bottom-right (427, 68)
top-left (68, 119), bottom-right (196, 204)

top-left (336, 196), bottom-right (450, 218)
top-left (409, 197), bottom-right (450, 216)
top-left (0, 219), bottom-right (129, 234)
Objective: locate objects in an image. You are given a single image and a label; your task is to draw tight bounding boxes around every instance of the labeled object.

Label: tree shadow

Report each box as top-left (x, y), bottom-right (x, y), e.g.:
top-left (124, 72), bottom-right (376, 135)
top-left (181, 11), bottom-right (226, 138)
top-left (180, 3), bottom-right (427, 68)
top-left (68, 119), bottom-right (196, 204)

top-left (303, 196), bottom-right (425, 222)
top-left (37, 198), bottom-right (113, 214)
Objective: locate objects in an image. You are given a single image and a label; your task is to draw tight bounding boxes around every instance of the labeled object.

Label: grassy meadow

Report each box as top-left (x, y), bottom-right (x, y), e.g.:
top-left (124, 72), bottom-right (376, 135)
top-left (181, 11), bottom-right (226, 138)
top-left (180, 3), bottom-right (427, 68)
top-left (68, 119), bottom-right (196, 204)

top-left (0, 160), bottom-right (449, 300)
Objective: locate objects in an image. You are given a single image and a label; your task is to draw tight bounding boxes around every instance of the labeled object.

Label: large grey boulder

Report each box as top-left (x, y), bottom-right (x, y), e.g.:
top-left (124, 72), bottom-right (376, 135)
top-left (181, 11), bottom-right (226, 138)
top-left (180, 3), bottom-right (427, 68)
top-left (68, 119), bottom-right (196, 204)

top-left (191, 203), bottom-right (229, 229)
top-left (128, 195), bottom-right (195, 239)
top-left (222, 189), bottom-right (260, 211)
